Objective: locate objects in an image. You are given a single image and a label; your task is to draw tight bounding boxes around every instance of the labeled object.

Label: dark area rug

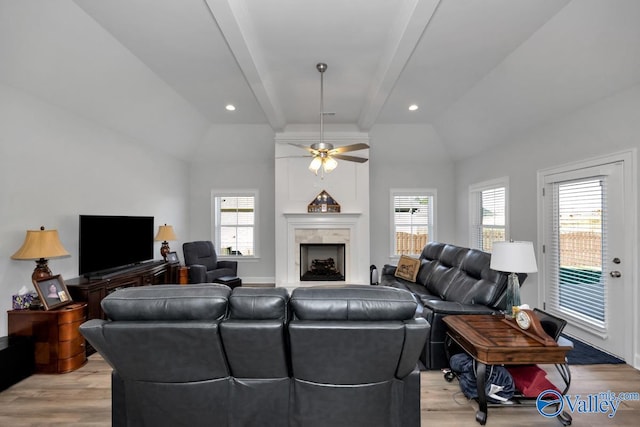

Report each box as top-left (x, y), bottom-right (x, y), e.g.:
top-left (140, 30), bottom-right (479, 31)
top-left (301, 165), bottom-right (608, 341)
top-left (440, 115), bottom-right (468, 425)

top-left (562, 335), bottom-right (625, 365)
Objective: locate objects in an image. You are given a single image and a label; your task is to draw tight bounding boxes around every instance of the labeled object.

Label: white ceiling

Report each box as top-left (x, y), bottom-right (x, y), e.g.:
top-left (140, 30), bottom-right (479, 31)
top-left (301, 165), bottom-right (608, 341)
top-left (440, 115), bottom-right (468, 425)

top-left (3, 0), bottom-right (640, 160)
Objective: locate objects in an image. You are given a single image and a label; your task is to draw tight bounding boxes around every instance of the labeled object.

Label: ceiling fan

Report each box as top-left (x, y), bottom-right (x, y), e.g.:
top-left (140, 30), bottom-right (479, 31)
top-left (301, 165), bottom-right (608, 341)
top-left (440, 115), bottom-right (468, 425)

top-left (289, 63), bottom-right (369, 176)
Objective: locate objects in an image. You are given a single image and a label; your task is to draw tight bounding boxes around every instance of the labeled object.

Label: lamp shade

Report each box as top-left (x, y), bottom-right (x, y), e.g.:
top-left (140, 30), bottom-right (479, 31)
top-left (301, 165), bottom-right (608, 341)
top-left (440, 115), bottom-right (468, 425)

top-left (490, 241), bottom-right (537, 273)
top-left (11, 227), bottom-right (70, 260)
top-left (154, 224), bottom-right (177, 242)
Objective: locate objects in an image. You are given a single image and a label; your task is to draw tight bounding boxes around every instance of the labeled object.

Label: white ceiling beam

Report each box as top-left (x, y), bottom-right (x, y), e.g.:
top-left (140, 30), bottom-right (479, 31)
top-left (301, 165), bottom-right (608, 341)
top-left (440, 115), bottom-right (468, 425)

top-left (358, 0), bottom-right (441, 130)
top-left (205, 0), bottom-right (286, 130)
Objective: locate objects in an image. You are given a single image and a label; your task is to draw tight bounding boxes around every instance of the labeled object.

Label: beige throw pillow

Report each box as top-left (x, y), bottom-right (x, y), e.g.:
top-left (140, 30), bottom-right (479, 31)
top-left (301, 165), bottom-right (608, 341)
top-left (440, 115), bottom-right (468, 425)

top-left (394, 255), bottom-right (421, 282)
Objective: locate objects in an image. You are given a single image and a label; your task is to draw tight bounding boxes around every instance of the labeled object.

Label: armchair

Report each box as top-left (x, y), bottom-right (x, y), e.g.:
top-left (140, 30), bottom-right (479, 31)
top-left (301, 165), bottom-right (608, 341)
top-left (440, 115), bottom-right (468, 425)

top-left (183, 241), bottom-right (238, 284)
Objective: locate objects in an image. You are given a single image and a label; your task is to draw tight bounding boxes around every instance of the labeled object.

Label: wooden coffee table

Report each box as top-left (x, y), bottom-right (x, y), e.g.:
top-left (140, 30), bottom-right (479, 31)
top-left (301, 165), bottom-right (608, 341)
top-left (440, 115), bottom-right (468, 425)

top-left (443, 314), bottom-right (573, 425)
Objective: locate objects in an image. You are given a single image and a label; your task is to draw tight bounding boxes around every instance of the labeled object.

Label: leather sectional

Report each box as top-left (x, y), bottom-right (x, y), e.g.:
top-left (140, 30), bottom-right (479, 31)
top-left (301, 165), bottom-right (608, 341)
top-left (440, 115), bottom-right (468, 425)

top-left (80, 284), bottom-right (429, 427)
top-left (380, 242), bottom-right (525, 370)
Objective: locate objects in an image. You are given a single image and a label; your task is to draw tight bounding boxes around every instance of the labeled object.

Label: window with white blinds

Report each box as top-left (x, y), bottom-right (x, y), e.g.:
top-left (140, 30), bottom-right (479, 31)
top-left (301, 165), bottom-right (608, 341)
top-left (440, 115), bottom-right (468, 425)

top-left (391, 190), bottom-right (435, 256)
top-left (549, 178), bottom-right (606, 325)
top-left (212, 192), bottom-right (257, 257)
top-left (469, 179), bottom-right (508, 252)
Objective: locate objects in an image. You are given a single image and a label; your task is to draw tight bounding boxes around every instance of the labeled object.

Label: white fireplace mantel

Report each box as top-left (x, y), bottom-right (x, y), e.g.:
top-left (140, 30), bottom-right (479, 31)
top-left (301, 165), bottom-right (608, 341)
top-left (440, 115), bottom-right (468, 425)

top-left (274, 131), bottom-right (370, 289)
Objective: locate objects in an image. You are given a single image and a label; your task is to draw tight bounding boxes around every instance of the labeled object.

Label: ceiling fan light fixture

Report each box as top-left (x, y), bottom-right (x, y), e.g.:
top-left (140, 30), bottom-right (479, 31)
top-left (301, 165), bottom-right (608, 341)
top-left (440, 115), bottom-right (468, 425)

top-left (309, 157), bottom-right (323, 174)
top-left (323, 156), bottom-right (338, 173)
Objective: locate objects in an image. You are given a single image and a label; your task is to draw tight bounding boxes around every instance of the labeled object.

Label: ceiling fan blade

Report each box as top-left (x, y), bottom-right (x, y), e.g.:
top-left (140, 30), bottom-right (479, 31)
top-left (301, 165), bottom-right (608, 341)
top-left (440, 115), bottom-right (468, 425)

top-left (275, 155), bottom-right (313, 159)
top-left (329, 143), bottom-right (370, 155)
top-left (287, 142), bottom-right (315, 153)
top-left (332, 154), bottom-right (369, 163)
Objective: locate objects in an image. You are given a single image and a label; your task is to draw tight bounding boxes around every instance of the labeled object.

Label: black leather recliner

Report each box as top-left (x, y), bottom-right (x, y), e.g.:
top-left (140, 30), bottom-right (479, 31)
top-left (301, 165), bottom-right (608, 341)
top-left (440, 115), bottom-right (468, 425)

top-left (80, 284), bottom-right (429, 427)
top-left (182, 240), bottom-right (238, 283)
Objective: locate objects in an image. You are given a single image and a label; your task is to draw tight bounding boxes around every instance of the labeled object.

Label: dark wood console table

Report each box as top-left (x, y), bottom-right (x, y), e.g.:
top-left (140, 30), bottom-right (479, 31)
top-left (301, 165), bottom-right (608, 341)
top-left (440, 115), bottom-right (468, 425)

top-left (66, 260), bottom-right (180, 354)
top-left (443, 314), bottom-right (573, 425)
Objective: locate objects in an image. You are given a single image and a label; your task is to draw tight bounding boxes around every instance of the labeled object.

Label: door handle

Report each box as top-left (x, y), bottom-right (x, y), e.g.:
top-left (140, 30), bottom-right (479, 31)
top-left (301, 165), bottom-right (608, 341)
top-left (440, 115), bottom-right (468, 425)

top-left (610, 271), bottom-right (622, 278)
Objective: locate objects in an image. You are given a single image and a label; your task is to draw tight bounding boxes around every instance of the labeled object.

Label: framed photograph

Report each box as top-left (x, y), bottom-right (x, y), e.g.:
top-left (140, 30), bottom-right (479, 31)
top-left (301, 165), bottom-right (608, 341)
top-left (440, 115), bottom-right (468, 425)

top-left (166, 251), bottom-right (179, 263)
top-left (33, 275), bottom-right (73, 310)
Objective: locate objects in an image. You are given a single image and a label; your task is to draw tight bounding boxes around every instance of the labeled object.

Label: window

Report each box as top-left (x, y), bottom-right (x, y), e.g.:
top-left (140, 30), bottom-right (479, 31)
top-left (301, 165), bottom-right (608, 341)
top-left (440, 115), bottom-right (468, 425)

top-left (212, 191), bottom-right (257, 257)
top-left (469, 178), bottom-right (508, 252)
top-left (391, 190), bottom-right (435, 256)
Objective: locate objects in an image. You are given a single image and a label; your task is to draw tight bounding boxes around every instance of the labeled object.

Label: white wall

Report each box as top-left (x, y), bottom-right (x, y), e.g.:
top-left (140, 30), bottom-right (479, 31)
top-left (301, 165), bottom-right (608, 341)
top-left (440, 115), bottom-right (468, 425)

top-left (0, 84), bottom-right (190, 336)
top-left (453, 83), bottom-right (640, 367)
top-left (188, 124), bottom-right (276, 283)
top-left (368, 124), bottom-right (457, 271)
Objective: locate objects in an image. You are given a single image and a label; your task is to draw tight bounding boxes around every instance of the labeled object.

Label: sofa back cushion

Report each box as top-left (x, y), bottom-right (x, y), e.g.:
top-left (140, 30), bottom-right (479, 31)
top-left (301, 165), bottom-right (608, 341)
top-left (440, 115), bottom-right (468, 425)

top-left (290, 285), bottom-right (418, 321)
top-left (423, 245), bottom-right (468, 298)
top-left (289, 285), bottom-right (420, 383)
top-left (101, 283), bottom-right (230, 321)
top-left (96, 284), bottom-right (231, 383)
top-left (443, 249), bottom-right (508, 306)
top-left (221, 287), bottom-right (290, 378)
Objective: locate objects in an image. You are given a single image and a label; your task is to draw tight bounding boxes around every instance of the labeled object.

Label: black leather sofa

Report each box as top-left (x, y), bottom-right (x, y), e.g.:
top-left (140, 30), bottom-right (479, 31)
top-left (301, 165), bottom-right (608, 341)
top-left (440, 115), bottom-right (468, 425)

top-left (380, 242), bottom-right (524, 370)
top-left (80, 284), bottom-right (429, 427)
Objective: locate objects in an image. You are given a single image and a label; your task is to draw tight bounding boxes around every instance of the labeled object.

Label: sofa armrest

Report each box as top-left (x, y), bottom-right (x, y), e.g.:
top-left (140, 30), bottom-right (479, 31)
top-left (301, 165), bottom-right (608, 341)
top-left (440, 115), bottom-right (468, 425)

top-left (396, 318), bottom-right (430, 378)
top-left (382, 264), bottom-right (397, 276)
top-left (422, 299), bottom-right (497, 315)
top-left (217, 260), bottom-right (238, 275)
top-left (188, 264), bottom-right (207, 283)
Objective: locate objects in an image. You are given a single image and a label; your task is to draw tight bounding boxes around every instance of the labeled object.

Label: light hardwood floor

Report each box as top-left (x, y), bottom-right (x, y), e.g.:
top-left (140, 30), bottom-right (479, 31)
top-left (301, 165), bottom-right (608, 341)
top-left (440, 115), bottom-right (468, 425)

top-left (0, 355), bottom-right (638, 426)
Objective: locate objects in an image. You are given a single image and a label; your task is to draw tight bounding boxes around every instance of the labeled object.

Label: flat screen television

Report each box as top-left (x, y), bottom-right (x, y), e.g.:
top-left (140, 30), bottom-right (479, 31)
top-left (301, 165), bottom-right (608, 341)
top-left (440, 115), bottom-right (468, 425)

top-left (79, 215), bottom-right (154, 277)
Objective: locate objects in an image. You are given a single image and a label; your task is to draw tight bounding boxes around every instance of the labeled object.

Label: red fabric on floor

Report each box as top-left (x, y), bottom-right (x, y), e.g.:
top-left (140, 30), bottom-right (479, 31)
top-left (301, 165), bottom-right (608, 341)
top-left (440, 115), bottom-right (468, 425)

top-left (507, 365), bottom-right (560, 397)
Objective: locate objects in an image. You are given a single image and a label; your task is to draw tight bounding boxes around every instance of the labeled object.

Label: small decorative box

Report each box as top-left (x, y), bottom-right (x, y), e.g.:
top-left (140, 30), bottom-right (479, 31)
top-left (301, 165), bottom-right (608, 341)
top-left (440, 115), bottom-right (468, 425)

top-left (12, 293), bottom-right (37, 310)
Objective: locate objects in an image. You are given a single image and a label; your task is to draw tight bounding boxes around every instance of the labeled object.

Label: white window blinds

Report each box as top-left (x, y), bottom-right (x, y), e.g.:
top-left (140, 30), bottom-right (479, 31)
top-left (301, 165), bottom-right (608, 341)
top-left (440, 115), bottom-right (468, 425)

top-left (470, 186), bottom-right (506, 251)
top-left (549, 178), bottom-right (606, 326)
top-left (392, 193), bottom-right (433, 255)
top-left (214, 194), bottom-right (256, 256)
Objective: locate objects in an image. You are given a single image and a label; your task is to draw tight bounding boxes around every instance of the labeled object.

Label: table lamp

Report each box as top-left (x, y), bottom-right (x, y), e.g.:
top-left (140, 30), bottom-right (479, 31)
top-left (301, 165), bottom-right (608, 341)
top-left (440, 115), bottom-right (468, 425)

top-left (11, 226), bottom-right (70, 281)
top-left (154, 224), bottom-right (177, 260)
top-left (490, 240), bottom-right (538, 318)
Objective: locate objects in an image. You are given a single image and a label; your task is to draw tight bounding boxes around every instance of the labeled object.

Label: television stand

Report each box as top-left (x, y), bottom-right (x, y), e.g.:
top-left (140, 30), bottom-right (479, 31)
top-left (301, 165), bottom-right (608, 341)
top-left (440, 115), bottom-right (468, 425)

top-left (83, 260), bottom-right (156, 280)
top-left (66, 260), bottom-right (180, 355)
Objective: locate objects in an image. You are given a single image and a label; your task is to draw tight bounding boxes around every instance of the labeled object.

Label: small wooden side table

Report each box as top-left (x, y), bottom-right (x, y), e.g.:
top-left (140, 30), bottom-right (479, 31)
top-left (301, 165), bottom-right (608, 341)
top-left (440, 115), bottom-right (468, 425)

top-left (8, 303), bottom-right (87, 374)
top-left (443, 314), bottom-right (573, 425)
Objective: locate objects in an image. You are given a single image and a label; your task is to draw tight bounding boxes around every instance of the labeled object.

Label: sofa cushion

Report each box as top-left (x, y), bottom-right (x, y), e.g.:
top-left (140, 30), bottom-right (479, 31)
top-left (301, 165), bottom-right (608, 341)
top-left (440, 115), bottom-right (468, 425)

top-left (101, 284), bottom-right (230, 321)
top-left (442, 249), bottom-right (507, 305)
top-left (290, 285), bottom-right (417, 321)
top-left (228, 287), bottom-right (289, 320)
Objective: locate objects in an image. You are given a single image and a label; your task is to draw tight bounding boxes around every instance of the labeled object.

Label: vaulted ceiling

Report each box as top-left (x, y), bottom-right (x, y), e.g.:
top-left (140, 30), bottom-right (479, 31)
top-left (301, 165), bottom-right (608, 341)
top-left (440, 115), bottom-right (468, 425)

top-left (2, 0), bottom-right (640, 161)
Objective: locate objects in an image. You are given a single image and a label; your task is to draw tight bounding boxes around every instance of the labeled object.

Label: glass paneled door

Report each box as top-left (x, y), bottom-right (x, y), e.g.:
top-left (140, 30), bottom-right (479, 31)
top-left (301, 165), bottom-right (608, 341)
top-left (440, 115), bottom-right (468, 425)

top-left (540, 155), bottom-right (633, 360)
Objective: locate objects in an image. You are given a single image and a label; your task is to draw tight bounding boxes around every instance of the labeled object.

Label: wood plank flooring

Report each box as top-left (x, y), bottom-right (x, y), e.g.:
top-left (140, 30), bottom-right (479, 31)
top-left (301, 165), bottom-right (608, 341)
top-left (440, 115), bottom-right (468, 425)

top-left (0, 354), bottom-right (638, 426)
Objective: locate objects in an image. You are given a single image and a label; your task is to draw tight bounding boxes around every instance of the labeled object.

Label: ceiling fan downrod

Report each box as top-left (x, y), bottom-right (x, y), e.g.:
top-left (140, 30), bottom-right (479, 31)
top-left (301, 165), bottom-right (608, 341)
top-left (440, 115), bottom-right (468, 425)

top-left (317, 63), bottom-right (327, 146)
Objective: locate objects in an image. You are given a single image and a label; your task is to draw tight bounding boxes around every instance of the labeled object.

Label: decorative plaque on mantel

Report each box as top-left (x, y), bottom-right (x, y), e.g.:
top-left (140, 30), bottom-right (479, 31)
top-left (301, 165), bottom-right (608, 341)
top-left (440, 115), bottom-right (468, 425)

top-left (308, 190), bottom-right (340, 213)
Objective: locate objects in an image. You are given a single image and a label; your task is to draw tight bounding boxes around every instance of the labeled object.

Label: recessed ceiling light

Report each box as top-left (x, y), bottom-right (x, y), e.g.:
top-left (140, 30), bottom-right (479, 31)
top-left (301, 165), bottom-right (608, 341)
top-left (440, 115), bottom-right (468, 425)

top-left (225, 104), bottom-right (236, 111)
top-left (408, 104), bottom-right (419, 111)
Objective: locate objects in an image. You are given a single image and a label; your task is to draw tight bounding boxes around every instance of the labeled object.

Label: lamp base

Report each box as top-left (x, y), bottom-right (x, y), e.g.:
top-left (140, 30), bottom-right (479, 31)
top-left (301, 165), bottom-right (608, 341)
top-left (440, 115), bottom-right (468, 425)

top-left (32, 258), bottom-right (52, 282)
top-left (505, 272), bottom-right (521, 318)
top-left (160, 242), bottom-right (170, 261)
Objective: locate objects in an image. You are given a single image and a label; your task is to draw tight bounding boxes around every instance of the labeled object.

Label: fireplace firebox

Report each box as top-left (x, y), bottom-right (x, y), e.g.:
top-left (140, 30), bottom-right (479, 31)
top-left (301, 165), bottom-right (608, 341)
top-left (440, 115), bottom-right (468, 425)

top-left (300, 243), bottom-right (345, 281)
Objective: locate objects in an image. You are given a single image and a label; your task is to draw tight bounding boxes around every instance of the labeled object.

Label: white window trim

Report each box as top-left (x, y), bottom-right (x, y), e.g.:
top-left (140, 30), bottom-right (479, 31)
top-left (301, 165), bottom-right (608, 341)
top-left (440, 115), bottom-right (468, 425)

top-left (211, 189), bottom-right (260, 260)
top-left (389, 188), bottom-right (437, 260)
top-left (468, 177), bottom-right (509, 250)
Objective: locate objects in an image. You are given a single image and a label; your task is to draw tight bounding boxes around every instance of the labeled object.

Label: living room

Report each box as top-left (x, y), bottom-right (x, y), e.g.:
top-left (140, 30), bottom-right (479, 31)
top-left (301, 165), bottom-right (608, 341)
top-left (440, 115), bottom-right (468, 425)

top-left (1, 0), bottom-right (640, 419)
